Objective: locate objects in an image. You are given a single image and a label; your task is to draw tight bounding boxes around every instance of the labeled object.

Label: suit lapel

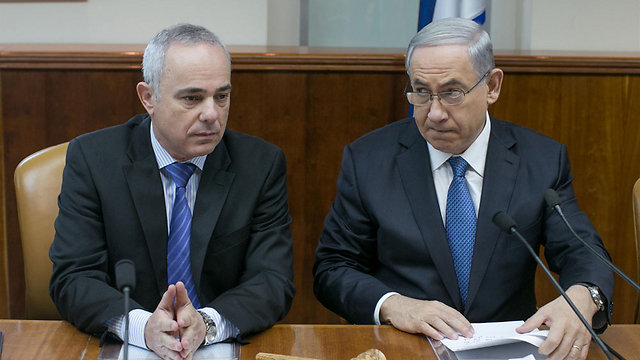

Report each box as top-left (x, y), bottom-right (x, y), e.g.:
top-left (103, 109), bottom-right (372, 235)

top-left (464, 118), bottom-right (519, 312)
top-left (190, 139), bottom-right (235, 294)
top-left (396, 120), bottom-right (462, 309)
top-left (122, 115), bottom-right (169, 296)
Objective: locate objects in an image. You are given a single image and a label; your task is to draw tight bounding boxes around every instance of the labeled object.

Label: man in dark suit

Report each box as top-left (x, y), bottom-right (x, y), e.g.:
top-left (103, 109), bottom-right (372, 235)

top-left (314, 18), bottom-right (613, 360)
top-left (50, 23), bottom-right (295, 359)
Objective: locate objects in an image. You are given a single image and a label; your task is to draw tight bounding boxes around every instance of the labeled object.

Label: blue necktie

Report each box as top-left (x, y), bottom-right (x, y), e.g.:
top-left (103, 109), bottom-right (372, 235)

top-left (166, 162), bottom-right (200, 308)
top-left (445, 156), bottom-right (476, 306)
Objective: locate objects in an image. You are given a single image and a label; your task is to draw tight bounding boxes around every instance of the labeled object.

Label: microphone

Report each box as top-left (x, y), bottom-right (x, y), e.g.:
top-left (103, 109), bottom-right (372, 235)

top-left (545, 188), bottom-right (640, 292)
top-left (492, 212), bottom-right (614, 360)
top-left (115, 259), bottom-right (136, 360)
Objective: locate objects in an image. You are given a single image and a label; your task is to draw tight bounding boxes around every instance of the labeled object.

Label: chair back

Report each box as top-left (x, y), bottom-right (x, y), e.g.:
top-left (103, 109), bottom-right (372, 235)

top-left (14, 142), bottom-right (68, 319)
top-left (632, 178), bottom-right (640, 323)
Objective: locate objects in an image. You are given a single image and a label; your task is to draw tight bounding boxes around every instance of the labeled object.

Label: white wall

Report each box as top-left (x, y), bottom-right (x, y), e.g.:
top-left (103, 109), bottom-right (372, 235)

top-left (267, 0), bottom-right (300, 46)
top-left (307, 0), bottom-right (418, 48)
top-left (528, 0), bottom-right (640, 51)
top-left (264, 0), bottom-right (300, 45)
top-left (0, 0), bottom-right (268, 45)
top-left (488, 0), bottom-right (529, 50)
top-left (1, 0), bottom-right (640, 51)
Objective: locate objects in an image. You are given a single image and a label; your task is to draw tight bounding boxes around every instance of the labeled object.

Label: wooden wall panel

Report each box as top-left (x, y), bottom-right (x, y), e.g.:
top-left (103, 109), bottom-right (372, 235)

top-left (228, 71), bottom-right (408, 324)
top-left (0, 46), bottom-right (638, 326)
top-left (490, 73), bottom-right (640, 323)
top-left (0, 69), bottom-right (144, 318)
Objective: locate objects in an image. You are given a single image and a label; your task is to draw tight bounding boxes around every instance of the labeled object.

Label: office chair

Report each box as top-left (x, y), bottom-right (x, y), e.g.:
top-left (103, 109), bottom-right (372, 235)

top-left (632, 177), bottom-right (640, 323)
top-left (14, 142), bottom-right (68, 319)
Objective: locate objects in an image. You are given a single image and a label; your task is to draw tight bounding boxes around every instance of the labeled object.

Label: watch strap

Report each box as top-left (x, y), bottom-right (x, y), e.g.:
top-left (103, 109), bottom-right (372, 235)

top-left (577, 282), bottom-right (605, 312)
top-left (196, 309), bottom-right (217, 346)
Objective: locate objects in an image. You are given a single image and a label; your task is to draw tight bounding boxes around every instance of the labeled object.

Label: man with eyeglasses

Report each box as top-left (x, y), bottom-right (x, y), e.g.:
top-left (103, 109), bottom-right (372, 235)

top-left (313, 17), bottom-right (612, 360)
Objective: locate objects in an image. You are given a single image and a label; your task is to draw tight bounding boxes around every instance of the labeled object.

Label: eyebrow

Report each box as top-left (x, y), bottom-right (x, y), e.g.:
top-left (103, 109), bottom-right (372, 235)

top-left (440, 79), bottom-right (466, 88)
top-left (175, 87), bottom-right (205, 97)
top-left (175, 84), bottom-right (232, 97)
top-left (412, 78), bottom-right (465, 90)
top-left (218, 84), bottom-right (232, 92)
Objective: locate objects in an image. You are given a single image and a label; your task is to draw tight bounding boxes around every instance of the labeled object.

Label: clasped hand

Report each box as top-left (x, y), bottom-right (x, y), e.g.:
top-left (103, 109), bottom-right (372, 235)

top-left (144, 281), bottom-right (206, 360)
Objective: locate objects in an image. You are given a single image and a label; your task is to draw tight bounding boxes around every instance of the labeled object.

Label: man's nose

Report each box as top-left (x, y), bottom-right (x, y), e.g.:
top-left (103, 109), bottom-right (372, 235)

top-left (200, 97), bottom-right (219, 122)
top-left (427, 97), bottom-right (448, 122)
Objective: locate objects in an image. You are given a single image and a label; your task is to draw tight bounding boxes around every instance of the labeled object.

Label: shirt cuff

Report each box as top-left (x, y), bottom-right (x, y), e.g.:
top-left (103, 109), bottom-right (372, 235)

top-left (374, 292), bottom-right (399, 325)
top-left (106, 309), bottom-right (152, 349)
top-left (198, 307), bottom-right (241, 342)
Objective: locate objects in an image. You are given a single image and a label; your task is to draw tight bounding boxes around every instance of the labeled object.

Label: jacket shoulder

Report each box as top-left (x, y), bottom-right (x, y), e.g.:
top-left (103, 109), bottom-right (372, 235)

top-left (348, 117), bottom-right (415, 151)
top-left (71, 114), bottom-right (147, 149)
top-left (224, 128), bottom-right (284, 158)
top-left (491, 117), bottom-right (563, 151)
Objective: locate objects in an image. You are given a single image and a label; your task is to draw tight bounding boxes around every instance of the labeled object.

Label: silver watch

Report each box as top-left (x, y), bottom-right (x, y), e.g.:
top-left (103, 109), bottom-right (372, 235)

top-left (197, 310), bottom-right (217, 345)
top-left (578, 283), bottom-right (605, 312)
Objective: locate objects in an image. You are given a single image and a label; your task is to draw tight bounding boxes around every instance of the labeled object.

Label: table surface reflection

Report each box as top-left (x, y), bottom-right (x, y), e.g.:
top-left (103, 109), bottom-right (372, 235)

top-left (0, 320), bottom-right (638, 359)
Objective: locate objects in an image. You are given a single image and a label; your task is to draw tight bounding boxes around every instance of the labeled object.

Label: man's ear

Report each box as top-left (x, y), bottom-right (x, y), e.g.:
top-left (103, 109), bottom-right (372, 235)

top-left (486, 68), bottom-right (504, 105)
top-left (136, 82), bottom-right (156, 115)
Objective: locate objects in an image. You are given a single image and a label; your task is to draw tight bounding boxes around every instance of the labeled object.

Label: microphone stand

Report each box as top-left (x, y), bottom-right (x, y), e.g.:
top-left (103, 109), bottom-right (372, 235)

top-left (493, 212), bottom-right (615, 360)
top-left (545, 189), bottom-right (640, 292)
top-left (123, 285), bottom-right (130, 360)
top-left (115, 259), bottom-right (136, 360)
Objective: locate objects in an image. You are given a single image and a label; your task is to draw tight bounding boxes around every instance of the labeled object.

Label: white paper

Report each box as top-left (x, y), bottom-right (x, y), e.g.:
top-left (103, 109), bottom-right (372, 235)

top-left (117, 343), bottom-right (239, 360)
top-left (453, 342), bottom-right (544, 360)
top-left (440, 321), bottom-right (548, 352)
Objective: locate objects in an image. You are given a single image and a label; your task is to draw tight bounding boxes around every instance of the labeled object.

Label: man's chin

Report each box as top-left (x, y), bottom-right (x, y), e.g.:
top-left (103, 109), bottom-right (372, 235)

top-left (427, 138), bottom-right (454, 153)
top-left (193, 145), bottom-right (217, 157)
top-left (176, 144), bottom-right (218, 160)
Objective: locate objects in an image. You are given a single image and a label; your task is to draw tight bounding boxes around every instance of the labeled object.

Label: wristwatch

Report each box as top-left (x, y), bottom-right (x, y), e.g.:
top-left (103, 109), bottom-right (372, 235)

top-left (578, 283), bottom-right (605, 312)
top-left (197, 310), bottom-right (217, 345)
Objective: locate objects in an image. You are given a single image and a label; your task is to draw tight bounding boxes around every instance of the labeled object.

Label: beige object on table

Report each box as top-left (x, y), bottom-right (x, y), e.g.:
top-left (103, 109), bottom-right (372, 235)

top-left (256, 353), bottom-right (319, 360)
top-left (255, 348), bottom-right (386, 360)
top-left (351, 348), bottom-right (387, 360)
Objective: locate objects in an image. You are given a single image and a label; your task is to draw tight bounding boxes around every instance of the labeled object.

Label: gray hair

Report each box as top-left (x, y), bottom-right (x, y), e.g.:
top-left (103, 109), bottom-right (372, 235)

top-left (405, 17), bottom-right (494, 78)
top-left (142, 23), bottom-right (231, 99)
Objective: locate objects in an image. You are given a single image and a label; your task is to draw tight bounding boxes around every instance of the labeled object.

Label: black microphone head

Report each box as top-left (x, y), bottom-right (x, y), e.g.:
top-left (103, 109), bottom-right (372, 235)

top-left (115, 259), bottom-right (136, 292)
top-left (544, 188), bottom-right (561, 207)
top-left (492, 211), bottom-right (518, 233)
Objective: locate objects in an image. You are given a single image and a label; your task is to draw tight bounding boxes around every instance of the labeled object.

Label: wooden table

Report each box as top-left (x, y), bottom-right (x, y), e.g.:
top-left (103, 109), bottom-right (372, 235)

top-left (0, 320), bottom-right (638, 359)
top-left (0, 320), bottom-right (101, 358)
top-left (243, 324), bottom-right (431, 359)
top-left (242, 324), bottom-right (640, 359)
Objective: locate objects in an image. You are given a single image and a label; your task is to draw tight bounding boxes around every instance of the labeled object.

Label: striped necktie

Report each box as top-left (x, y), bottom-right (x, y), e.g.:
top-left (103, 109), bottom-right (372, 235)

top-left (165, 162), bottom-right (200, 308)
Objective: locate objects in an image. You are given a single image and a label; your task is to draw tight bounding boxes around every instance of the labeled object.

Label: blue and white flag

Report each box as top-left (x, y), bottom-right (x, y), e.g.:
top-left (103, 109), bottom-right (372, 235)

top-left (418, 0), bottom-right (486, 30)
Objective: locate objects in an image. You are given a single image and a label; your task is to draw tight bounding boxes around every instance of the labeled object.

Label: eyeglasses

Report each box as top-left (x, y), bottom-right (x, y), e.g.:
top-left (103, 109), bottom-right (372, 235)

top-left (406, 70), bottom-right (491, 106)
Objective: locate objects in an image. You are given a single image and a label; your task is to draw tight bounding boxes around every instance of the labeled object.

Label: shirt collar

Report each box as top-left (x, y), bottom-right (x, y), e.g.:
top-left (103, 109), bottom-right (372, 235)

top-left (427, 111), bottom-right (491, 176)
top-left (150, 121), bottom-right (207, 171)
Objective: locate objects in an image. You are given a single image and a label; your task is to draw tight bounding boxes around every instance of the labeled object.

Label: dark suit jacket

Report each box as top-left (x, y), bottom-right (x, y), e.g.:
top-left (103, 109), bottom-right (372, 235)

top-left (314, 117), bottom-right (613, 329)
top-left (50, 114), bottom-right (295, 339)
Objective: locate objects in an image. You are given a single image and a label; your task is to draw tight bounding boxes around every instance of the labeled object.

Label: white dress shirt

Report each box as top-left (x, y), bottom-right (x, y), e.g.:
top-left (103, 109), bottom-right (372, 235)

top-left (374, 112), bottom-right (491, 324)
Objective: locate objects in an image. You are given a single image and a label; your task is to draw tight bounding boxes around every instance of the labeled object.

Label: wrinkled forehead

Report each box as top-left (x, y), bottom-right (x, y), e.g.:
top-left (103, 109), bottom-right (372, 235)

top-left (165, 42), bottom-right (230, 68)
top-left (408, 45), bottom-right (474, 78)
